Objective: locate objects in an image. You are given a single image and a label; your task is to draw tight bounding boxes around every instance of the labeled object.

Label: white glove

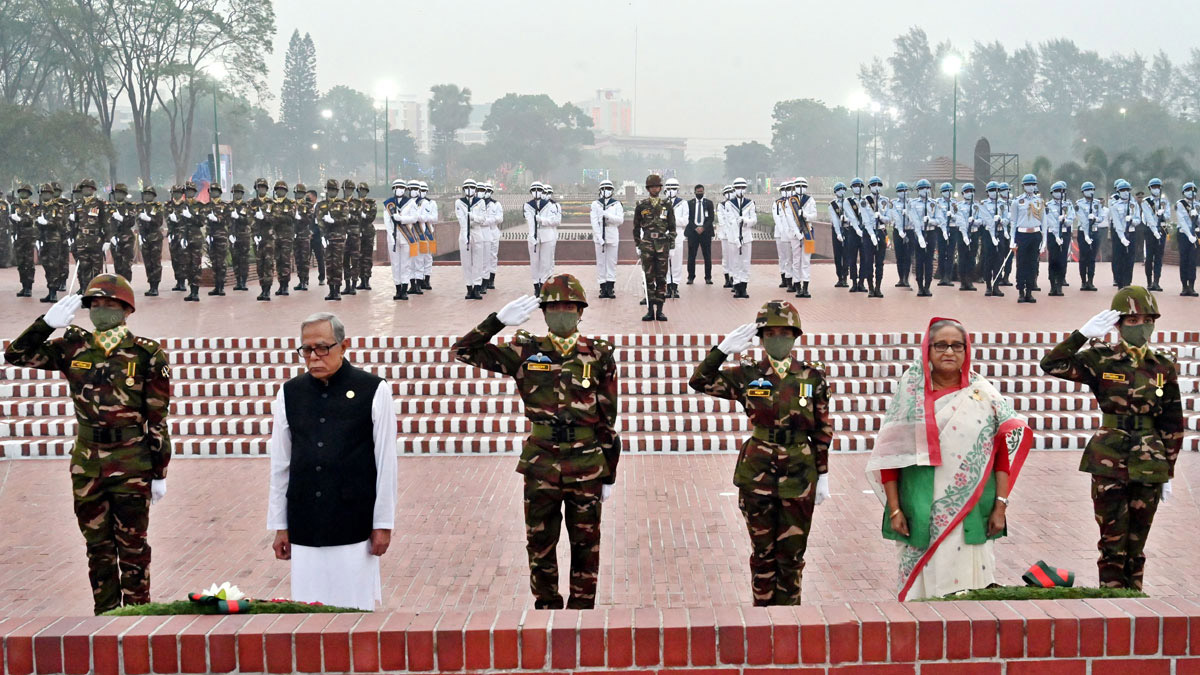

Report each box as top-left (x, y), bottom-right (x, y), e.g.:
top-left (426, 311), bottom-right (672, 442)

top-left (496, 294), bottom-right (541, 326)
top-left (139, 212), bottom-right (151, 222)
top-left (1079, 309), bottom-right (1121, 339)
top-left (69, 213), bottom-right (76, 222)
top-left (112, 211), bottom-right (124, 222)
top-left (322, 214), bottom-right (334, 224)
top-left (168, 213), bottom-right (178, 223)
top-left (102, 242), bottom-right (111, 253)
top-left (150, 479), bottom-right (167, 505)
top-left (1191, 210), bottom-right (1198, 218)
top-left (230, 210), bottom-right (240, 220)
top-left (814, 474), bottom-right (831, 506)
top-left (207, 213), bottom-right (217, 222)
top-left (36, 215), bottom-right (48, 225)
top-left (255, 209), bottom-right (264, 220)
top-left (35, 241), bottom-right (42, 251)
top-left (109, 237), bottom-right (118, 248)
top-left (1039, 242), bottom-right (1047, 254)
top-left (360, 210), bottom-right (367, 218)
top-left (44, 294), bottom-right (83, 329)
top-left (321, 237), bottom-right (328, 248)
top-left (206, 236), bottom-right (213, 245)
top-left (918, 237), bottom-right (927, 249)
top-left (181, 208), bottom-right (192, 218)
top-left (1161, 480), bottom-right (1172, 503)
top-left (601, 484), bottom-right (614, 502)
top-left (837, 234), bottom-right (844, 242)
top-left (229, 235), bottom-right (236, 244)
top-left (717, 322), bottom-right (758, 356)
top-left (253, 236), bottom-right (261, 245)
top-left (9, 212), bottom-right (20, 222)
top-left (294, 212), bottom-right (301, 221)
top-left (181, 239), bottom-right (188, 248)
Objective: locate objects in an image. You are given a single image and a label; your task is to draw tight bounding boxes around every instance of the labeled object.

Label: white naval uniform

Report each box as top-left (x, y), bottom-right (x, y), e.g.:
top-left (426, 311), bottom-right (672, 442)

top-left (667, 196), bottom-right (688, 285)
top-left (773, 195), bottom-right (794, 282)
top-left (787, 193), bottom-right (818, 282)
top-left (590, 197), bottom-right (624, 284)
top-left (417, 198), bottom-right (437, 280)
top-left (456, 196), bottom-right (484, 287)
top-left (266, 381), bottom-right (398, 611)
top-left (727, 196), bottom-right (755, 283)
top-left (384, 197), bottom-right (415, 286)
top-left (484, 198), bottom-right (502, 279)
top-left (525, 198), bottom-right (560, 285)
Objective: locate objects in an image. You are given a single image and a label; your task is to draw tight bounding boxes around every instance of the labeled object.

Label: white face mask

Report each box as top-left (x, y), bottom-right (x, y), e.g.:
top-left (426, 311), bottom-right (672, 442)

top-left (1083, 190), bottom-right (1095, 199)
top-left (666, 188), bottom-right (677, 198)
top-left (835, 189), bottom-right (846, 198)
top-left (735, 188), bottom-right (745, 197)
top-left (963, 191), bottom-right (974, 201)
top-left (532, 190), bottom-right (542, 200)
top-left (987, 190), bottom-right (998, 199)
top-left (1024, 185), bottom-right (1036, 195)
top-left (484, 190), bottom-right (493, 198)
top-left (1120, 190), bottom-right (1131, 201)
top-left (918, 188), bottom-right (930, 198)
top-left (897, 191), bottom-right (908, 200)
top-left (409, 188), bottom-right (419, 198)
top-left (870, 186), bottom-right (880, 194)
top-left (420, 189), bottom-right (428, 197)
top-left (601, 188), bottom-right (613, 198)
top-left (1151, 187), bottom-right (1161, 196)
top-left (1052, 191), bottom-right (1064, 201)
top-left (852, 186), bottom-right (862, 196)
top-left (797, 186), bottom-right (806, 194)
top-left (1186, 189), bottom-right (1196, 199)
top-left (396, 188), bottom-right (405, 197)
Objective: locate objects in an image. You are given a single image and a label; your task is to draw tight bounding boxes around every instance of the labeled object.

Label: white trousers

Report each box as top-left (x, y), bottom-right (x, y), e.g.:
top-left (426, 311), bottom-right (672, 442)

top-left (667, 234), bottom-right (684, 285)
top-left (729, 238), bottom-right (752, 283)
top-left (528, 234), bottom-right (557, 284)
top-left (790, 238), bottom-right (811, 282)
top-left (388, 237), bottom-right (412, 284)
top-left (721, 238), bottom-right (733, 278)
top-left (776, 239), bottom-right (793, 278)
top-left (594, 239), bottom-right (618, 283)
top-left (486, 236), bottom-right (499, 275)
top-left (460, 240), bottom-right (485, 286)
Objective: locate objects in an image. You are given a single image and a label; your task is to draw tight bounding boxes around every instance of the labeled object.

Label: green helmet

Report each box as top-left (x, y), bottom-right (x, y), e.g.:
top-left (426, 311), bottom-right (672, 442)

top-left (82, 273), bottom-right (136, 313)
top-left (645, 174), bottom-right (663, 188)
top-left (755, 300), bottom-right (803, 336)
top-left (1111, 286), bottom-right (1160, 320)
top-left (538, 273), bottom-right (588, 308)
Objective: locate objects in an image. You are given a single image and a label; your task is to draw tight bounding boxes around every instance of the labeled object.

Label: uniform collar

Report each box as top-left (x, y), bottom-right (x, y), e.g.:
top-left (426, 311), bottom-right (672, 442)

top-left (767, 355), bottom-right (793, 379)
top-left (94, 324), bottom-right (130, 355)
top-left (548, 331), bottom-right (580, 356)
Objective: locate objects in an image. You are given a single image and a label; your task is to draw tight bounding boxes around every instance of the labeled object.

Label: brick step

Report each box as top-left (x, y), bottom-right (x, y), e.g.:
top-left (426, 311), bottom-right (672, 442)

top-left (4, 430), bottom-right (1197, 460)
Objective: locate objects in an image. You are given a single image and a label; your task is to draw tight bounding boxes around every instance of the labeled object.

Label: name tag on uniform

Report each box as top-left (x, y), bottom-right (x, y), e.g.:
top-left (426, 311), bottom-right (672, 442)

top-left (1102, 372), bottom-right (1127, 383)
top-left (89, 208), bottom-right (100, 217)
top-left (525, 353), bottom-right (552, 371)
top-left (70, 360), bottom-right (92, 370)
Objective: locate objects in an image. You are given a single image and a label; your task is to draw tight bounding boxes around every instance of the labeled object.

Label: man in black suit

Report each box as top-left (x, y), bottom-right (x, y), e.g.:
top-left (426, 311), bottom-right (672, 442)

top-left (686, 184), bottom-right (716, 284)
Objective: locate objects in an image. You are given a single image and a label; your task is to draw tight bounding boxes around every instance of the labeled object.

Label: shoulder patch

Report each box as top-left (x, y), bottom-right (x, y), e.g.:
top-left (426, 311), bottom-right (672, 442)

top-left (803, 361), bottom-right (826, 372)
top-left (64, 325), bottom-right (89, 342)
top-left (134, 336), bottom-right (161, 354)
top-left (1156, 348), bottom-right (1178, 363)
top-left (513, 329), bottom-right (536, 345)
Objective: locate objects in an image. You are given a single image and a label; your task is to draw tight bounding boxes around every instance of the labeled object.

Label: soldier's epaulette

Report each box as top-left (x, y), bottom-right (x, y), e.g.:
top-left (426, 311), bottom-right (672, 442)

top-left (803, 361), bottom-right (827, 373)
top-left (64, 325), bottom-right (90, 342)
top-left (590, 337), bottom-right (612, 355)
top-left (134, 335), bottom-right (162, 354)
top-left (513, 329), bottom-right (536, 345)
top-left (1156, 348), bottom-right (1178, 363)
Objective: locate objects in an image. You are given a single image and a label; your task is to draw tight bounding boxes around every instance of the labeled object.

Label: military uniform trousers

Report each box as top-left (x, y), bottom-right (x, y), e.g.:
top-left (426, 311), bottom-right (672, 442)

top-left (184, 231), bottom-right (205, 286)
top-left (168, 235), bottom-right (187, 285)
top-left (1047, 234), bottom-right (1069, 284)
top-left (1077, 230), bottom-right (1098, 286)
top-left (999, 230), bottom-right (1015, 283)
top-left (113, 228), bottom-right (137, 281)
top-left (524, 472), bottom-right (603, 610)
top-left (936, 229), bottom-right (955, 282)
top-left (275, 229), bottom-right (294, 286)
top-left (357, 225), bottom-right (375, 284)
top-left (957, 234), bottom-right (978, 286)
top-left (721, 236), bottom-right (735, 283)
top-left (142, 235), bottom-right (164, 287)
top-left (594, 225), bottom-right (620, 284)
top-left (739, 485), bottom-right (816, 606)
top-left (855, 232), bottom-right (876, 285)
top-left (294, 228), bottom-right (313, 283)
top-left (894, 233), bottom-right (912, 284)
top-left (209, 235), bottom-right (230, 283)
top-left (325, 234), bottom-right (347, 291)
top-left (788, 236), bottom-right (811, 283)
top-left (831, 231), bottom-right (846, 282)
top-left (1179, 235), bottom-right (1197, 286)
top-left (528, 234), bottom-right (557, 285)
top-left (914, 230), bottom-right (937, 288)
top-left (341, 227), bottom-right (359, 286)
top-left (1112, 233), bottom-right (1135, 288)
top-left (981, 235), bottom-right (1003, 288)
top-left (41, 238), bottom-right (67, 290)
top-left (639, 242), bottom-right (671, 304)
top-left (256, 236), bottom-right (276, 284)
top-left (72, 471), bottom-right (152, 614)
top-left (311, 226), bottom-right (326, 283)
top-left (75, 236), bottom-right (106, 290)
top-left (871, 230), bottom-right (888, 284)
top-left (231, 230), bottom-right (252, 283)
top-left (775, 236), bottom-right (794, 283)
top-left (1014, 231), bottom-right (1041, 292)
top-left (1141, 225), bottom-right (1165, 284)
top-left (840, 229), bottom-right (861, 284)
top-left (667, 230), bottom-right (685, 286)
top-left (390, 233), bottom-right (414, 286)
top-left (13, 228), bottom-right (37, 288)
top-left (1091, 475), bottom-right (1160, 590)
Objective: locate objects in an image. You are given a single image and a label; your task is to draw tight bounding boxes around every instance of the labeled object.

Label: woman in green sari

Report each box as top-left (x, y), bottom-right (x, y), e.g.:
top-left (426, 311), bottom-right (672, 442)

top-left (866, 317), bottom-right (1033, 601)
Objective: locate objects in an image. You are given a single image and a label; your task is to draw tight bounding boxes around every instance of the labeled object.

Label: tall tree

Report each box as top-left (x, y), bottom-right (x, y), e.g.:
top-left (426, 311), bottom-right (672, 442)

top-left (724, 141), bottom-right (772, 183)
top-left (481, 94), bottom-right (593, 176)
top-left (316, 85), bottom-right (376, 176)
top-left (770, 99), bottom-right (855, 177)
top-left (279, 30), bottom-right (318, 175)
top-left (428, 84), bottom-right (472, 179)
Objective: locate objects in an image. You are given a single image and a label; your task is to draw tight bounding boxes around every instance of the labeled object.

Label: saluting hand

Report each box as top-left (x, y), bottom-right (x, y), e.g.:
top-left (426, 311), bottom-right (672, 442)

top-left (497, 295), bottom-right (540, 327)
top-left (44, 293), bottom-right (83, 329)
top-left (1079, 309), bottom-right (1120, 339)
top-left (717, 322), bottom-right (758, 356)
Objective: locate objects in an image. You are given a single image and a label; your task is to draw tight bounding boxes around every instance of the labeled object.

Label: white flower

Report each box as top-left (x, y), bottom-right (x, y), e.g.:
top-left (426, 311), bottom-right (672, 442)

top-left (202, 582), bottom-right (245, 601)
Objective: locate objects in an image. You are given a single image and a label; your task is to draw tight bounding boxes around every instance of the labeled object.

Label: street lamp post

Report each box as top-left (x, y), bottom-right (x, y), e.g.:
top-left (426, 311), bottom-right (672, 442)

top-left (375, 80), bottom-right (398, 185)
top-left (870, 101), bottom-right (881, 176)
top-left (942, 54), bottom-right (963, 188)
top-left (848, 92), bottom-right (869, 178)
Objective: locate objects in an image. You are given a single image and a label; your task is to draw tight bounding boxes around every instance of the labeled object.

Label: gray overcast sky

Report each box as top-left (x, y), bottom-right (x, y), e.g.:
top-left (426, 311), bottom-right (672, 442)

top-left (268, 0), bottom-right (1200, 152)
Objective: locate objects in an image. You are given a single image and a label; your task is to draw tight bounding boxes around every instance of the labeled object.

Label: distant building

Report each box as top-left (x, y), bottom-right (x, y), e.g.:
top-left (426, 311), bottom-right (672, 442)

top-left (576, 89), bottom-right (632, 137)
top-left (385, 97), bottom-right (429, 153)
top-left (454, 103), bottom-right (491, 145)
top-left (588, 134), bottom-right (687, 164)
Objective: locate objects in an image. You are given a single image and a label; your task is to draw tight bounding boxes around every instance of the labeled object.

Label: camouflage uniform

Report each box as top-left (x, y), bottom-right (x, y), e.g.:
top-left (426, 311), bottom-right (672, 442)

top-left (632, 174), bottom-right (677, 318)
top-left (108, 185), bottom-right (138, 282)
top-left (340, 180), bottom-right (361, 295)
top-left (316, 180), bottom-right (348, 300)
top-left (357, 184), bottom-right (377, 289)
top-left (1039, 286), bottom-right (1183, 590)
top-left (452, 274), bottom-right (621, 609)
top-left (228, 186), bottom-right (252, 291)
top-left (163, 187), bottom-right (189, 291)
top-left (200, 185), bottom-right (230, 295)
top-left (292, 185), bottom-right (312, 290)
top-left (136, 188), bottom-right (164, 296)
top-left (690, 301), bottom-right (833, 605)
top-left (269, 181), bottom-right (295, 294)
top-left (11, 185), bottom-right (38, 296)
top-left (3, 274), bottom-right (172, 614)
top-left (35, 184), bottom-right (68, 302)
top-left (249, 178), bottom-right (276, 300)
top-left (181, 183), bottom-right (206, 301)
top-left (71, 181), bottom-right (111, 291)
top-left (0, 192), bottom-right (10, 268)
top-left (52, 184), bottom-right (72, 290)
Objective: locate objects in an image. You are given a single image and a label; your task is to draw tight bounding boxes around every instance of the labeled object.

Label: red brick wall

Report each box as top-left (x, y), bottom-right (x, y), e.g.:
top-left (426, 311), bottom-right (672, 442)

top-left (3, 598), bottom-right (1198, 674)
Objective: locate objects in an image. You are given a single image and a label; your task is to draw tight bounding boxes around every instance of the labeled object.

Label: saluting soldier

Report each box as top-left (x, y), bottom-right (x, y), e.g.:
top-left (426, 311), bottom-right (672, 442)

top-left (690, 301), bottom-right (833, 606)
top-left (108, 184), bottom-right (138, 283)
top-left (1175, 182), bottom-right (1198, 296)
top-left (201, 184), bottom-right (230, 296)
top-left (292, 184), bottom-right (313, 291)
top-left (452, 274), bottom-right (621, 609)
top-left (137, 187), bottom-right (165, 297)
top-left (1075, 181), bottom-right (1105, 292)
top-left (270, 180), bottom-right (295, 296)
top-left (228, 184), bottom-right (252, 291)
top-left (1040, 287), bottom-right (1183, 590)
top-left (250, 178), bottom-right (276, 301)
top-left (11, 183), bottom-right (37, 297)
top-left (356, 182), bottom-right (377, 290)
top-left (35, 184), bottom-right (67, 303)
top-left (164, 185), bottom-right (189, 292)
top-left (340, 179), bottom-right (360, 296)
top-left (181, 182), bottom-right (205, 302)
top-left (633, 173), bottom-right (678, 321)
top-left (4, 274), bottom-right (172, 614)
top-left (316, 179), bottom-right (348, 301)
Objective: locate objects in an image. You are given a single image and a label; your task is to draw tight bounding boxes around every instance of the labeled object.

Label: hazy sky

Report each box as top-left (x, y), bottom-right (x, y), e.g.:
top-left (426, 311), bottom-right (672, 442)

top-left (269, 0), bottom-right (1200, 155)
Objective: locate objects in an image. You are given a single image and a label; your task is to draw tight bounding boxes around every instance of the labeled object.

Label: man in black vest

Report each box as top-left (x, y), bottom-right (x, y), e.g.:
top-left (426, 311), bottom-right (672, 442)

top-left (268, 312), bottom-right (398, 610)
top-left (685, 184), bottom-right (716, 284)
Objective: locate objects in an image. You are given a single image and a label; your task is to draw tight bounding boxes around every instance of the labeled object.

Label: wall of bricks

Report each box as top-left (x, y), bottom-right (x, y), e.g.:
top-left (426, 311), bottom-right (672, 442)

top-left (4, 597), bottom-right (1199, 674)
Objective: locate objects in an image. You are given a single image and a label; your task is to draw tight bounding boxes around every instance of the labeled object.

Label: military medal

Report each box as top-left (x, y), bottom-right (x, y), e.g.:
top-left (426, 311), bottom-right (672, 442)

top-left (799, 398), bottom-right (807, 407)
top-left (581, 362), bottom-right (592, 389)
top-left (125, 363), bottom-right (136, 387)
top-left (346, 390), bottom-right (355, 399)
top-left (1155, 373), bottom-right (1164, 397)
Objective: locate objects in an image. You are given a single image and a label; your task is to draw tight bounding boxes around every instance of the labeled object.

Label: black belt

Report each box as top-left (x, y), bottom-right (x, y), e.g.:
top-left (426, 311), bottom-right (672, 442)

top-left (531, 423), bottom-right (595, 443)
top-left (77, 424), bottom-right (144, 445)
top-left (752, 427), bottom-right (805, 446)
top-left (1102, 413), bottom-right (1156, 433)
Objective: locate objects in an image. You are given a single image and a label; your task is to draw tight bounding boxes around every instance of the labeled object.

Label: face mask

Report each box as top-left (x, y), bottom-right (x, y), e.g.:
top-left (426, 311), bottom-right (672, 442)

top-left (798, 186), bottom-right (806, 194)
top-left (601, 189), bottom-right (613, 198)
top-left (114, 193), bottom-right (127, 203)
top-left (257, 188), bottom-right (267, 197)
top-left (1151, 187), bottom-right (1161, 197)
top-left (485, 190), bottom-right (493, 198)
top-left (897, 191), bottom-right (907, 200)
top-left (1120, 321), bottom-right (1154, 347)
top-left (409, 189), bottom-right (419, 198)
top-left (1120, 191), bottom-right (1131, 201)
top-left (870, 186), bottom-right (880, 194)
top-left (695, 192), bottom-right (704, 199)
top-left (544, 310), bottom-right (579, 337)
top-left (1083, 190), bottom-right (1095, 199)
top-left (1052, 191), bottom-right (1064, 201)
top-left (90, 306), bottom-right (125, 331)
top-left (532, 191), bottom-right (542, 200)
top-left (276, 190), bottom-right (287, 198)
top-left (835, 189), bottom-right (846, 198)
top-left (82, 188), bottom-right (96, 198)
top-left (918, 188), bottom-right (930, 198)
top-left (1186, 190), bottom-right (1196, 199)
top-left (987, 190), bottom-right (997, 199)
top-left (420, 190), bottom-right (428, 197)
top-left (735, 188), bottom-right (745, 197)
top-left (143, 194), bottom-right (155, 202)
top-left (1024, 185), bottom-right (1036, 195)
top-left (764, 335), bottom-right (796, 361)
top-left (397, 189), bottom-right (406, 197)
top-left (852, 186), bottom-right (862, 195)
top-left (963, 192), bottom-right (974, 201)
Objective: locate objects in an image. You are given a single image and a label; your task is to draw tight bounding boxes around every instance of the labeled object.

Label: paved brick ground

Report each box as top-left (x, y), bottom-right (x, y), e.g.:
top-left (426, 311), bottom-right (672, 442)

top-left (0, 452), bottom-right (1194, 618)
top-left (1, 262), bottom-right (1196, 338)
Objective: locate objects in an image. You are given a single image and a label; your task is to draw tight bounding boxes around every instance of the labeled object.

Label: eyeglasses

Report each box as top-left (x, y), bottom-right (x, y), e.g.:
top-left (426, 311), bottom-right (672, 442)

top-left (930, 342), bottom-right (966, 354)
top-left (297, 343), bottom-right (337, 358)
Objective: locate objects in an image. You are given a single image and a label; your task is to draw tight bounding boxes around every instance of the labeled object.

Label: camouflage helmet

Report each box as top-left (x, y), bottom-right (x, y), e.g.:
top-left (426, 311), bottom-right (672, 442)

top-left (142, 185), bottom-right (157, 196)
top-left (170, 184), bottom-right (184, 194)
top-left (82, 273), bottom-right (136, 313)
top-left (538, 273), bottom-right (588, 308)
top-left (1111, 285), bottom-right (1160, 320)
top-left (113, 183), bottom-right (129, 194)
top-left (293, 183), bottom-right (307, 194)
top-left (232, 183), bottom-right (246, 193)
top-left (325, 178), bottom-right (340, 191)
top-left (17, 183), bottom-right (32, 195)
top-left (184, 181), bottom-right (197, 192)
top-left (645, 174), bottom-right (663, 188)
top-left (273, 180), bottom-right (288, 191)
top-left (254, 177), bottom-right (268, 189)
top-left (754, 300), bottom-right (803, 336)
top-left (342, 179), bottom-right (356, 190)
top-left (79, 178), bottom-right (97, 190)
top-left (209, 183), bottom-right (222, 194)
top-left (50, 181), bottom-right (63, 193)
top-left (357, 182), bottom-right (369, 192)
top-left (39, 183), bottom-right (54, 194)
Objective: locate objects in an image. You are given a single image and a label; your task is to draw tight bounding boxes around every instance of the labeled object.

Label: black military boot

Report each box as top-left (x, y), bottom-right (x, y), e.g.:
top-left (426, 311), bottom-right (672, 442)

top-left (598, 283), bottom-right (609, 299)
top-left (992, 282), bottom-right (1004, 298)
top-left (424, 275), bottom-right (434, 290)
top-left (870, 282), bottom-right (884, 298)
top-left (642, 303), bottom-right (656, 321)
top-left (40, 288), bottom-right (57, 303)
top-left (917, 283), bottom-right (932, 297)
top-left (667, 283), bottom-right (677, 298)
top-left (409, 279), bottom-right (423, 295)
top-left (800, 281), bottom-right (811, 298)
top-left (232, 276), bottom-right (246, 291)
top-left (723, 274), bottom-right (732, 288)
top-left (341, 279), bottom-right (356, 295)
top-left (779, 273), bottom-right (788, 288)
top-left (17, 284), bottom-right (32, 297)
top-left (465, 285), bottom-right (477, 300)
top-left (258, 283), bottom-right (272, 301)
top-left (655, 303), bottom-right (668, 321)
top-left (1185, 282), bottom-right (1199, 297)
top-left (208, 282), bottom-right (222, 296)
top-left (360, 276), bottom-right (371, 291)
top-left (1049, 280), bottom-right (1063, 297)
top-left (324, 287), bottom-right (340, 301)
top-left (185, 284), bottom-right (199, 302)
top-left (473, 284), bottom-right (485, 299)
top-left (1026, 288), bottom-right (1037, 303)
top-left (734, 282), bottom-right (749, 298)
top-left (145, 284), bottom-right (158, 297)
top-left (534, 283), bottom-right (542, 297)
top-left (959, 280), bottom-right (976, 291)
top-left (835, 276), bottom-right (848, 288)
top-left (394, 284), bottom-right (408, 300)
top-left (172, 279), bottom-right (186, 292)
top-left (296, 278), bottom-right (308, 291)
top-left (276, 280), bottom-right (290, 296)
